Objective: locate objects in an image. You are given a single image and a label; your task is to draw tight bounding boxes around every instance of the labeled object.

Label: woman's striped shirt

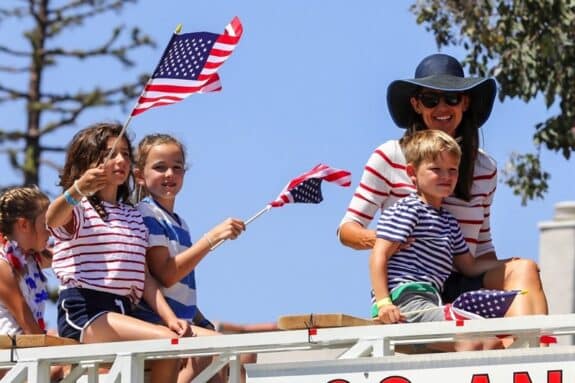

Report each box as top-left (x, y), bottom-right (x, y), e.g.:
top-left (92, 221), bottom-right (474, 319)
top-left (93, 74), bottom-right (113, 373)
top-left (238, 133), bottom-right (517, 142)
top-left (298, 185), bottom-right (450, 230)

top-left (50, 199), bottom-right (148, 303)
top-left (341, 140), bottom-right (497, 257)
top-left (377, 194), bottom-right (469, 292)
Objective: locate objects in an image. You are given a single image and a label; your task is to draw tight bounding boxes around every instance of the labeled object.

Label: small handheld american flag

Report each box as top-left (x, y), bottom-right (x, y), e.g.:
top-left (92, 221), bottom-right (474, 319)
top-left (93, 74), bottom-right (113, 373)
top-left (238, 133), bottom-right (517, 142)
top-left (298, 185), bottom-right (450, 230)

top-left (445, 289), bottom-right (525, 320)
top-left (270, 164), bottom-right (352, 207)
top-left (131, 16), bottom-right (243, 116)
top-left (210, 164), bottom-right (352, 250)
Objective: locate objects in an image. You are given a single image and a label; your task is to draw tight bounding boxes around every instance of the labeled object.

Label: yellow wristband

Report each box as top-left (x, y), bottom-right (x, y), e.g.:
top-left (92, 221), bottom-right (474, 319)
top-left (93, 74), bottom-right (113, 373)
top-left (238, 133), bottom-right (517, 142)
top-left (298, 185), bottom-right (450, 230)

top-left (376, 297), bottom-right (392, 308)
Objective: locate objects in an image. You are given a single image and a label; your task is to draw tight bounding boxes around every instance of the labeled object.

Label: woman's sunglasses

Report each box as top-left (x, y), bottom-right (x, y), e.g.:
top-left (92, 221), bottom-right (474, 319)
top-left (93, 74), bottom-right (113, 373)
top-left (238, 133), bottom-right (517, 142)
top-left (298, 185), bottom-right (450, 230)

top-left (416, 92), bottom-right (463, 108)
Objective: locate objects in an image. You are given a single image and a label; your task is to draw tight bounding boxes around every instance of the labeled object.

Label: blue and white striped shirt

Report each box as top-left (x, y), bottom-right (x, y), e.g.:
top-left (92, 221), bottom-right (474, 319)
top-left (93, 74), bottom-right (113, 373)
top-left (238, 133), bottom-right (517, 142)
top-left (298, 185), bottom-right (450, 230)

top-left (136, 197), bottom-right (197, 322)
top-left (376, 194), bottom-right (469, 292)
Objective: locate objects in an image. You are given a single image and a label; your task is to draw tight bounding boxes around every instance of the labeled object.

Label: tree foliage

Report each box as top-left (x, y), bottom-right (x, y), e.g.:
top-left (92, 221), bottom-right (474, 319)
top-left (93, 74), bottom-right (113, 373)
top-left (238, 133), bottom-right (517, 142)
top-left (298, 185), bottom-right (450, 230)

top-left (410, 0), bottom-right (575, 204)
top-left (0, 0), bottom-right (154, 188)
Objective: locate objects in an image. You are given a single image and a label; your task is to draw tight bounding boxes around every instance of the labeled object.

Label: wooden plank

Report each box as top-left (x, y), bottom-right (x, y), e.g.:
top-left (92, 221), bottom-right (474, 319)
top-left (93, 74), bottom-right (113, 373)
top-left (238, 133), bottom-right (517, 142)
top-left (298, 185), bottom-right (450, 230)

top-left (15, 335), bottom-right (78, 348)
top-left (277, 313), bottom-right (373, 330)
top-left (0, 335), bottom-right (13, 349)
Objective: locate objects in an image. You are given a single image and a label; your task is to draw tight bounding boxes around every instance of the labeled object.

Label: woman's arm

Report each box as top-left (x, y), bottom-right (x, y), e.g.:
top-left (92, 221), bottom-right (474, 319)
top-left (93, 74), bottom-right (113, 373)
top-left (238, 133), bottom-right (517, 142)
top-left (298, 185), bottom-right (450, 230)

top-left (339, 221), bottom-right (377, 250)
top-left (0, 262), bottom-right (44, 334)
top-left (454, 252), bottom-right (505, 277)
top-left (339, 144), bottom-right (402, 250)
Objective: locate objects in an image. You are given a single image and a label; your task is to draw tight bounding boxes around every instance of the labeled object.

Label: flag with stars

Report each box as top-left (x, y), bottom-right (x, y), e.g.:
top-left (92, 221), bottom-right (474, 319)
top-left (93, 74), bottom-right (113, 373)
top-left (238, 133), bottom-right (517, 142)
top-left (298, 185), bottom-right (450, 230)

top-left (270, 164), bottom-right (352, 208)
top-left (131, 16), bottom-right (243, 116)
top-left (444, 289), bottom-right (524, 320)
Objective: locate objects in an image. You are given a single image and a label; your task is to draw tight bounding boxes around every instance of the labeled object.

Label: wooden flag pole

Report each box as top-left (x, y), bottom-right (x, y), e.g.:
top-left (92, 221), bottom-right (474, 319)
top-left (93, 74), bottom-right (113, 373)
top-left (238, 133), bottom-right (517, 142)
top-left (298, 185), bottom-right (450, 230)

top-left (210, 205), bottom-right (272, 250)
top-left (104, 23), bottom-right (183, 164)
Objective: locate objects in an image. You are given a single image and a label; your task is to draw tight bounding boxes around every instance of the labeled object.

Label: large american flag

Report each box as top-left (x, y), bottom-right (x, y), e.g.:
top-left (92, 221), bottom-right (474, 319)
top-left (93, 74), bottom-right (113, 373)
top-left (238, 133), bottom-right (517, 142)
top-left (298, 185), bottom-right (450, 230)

top-left (444, 289), bottom-right (524, 320)
top-left (131, 17), bottom-right (243, 116)
top-left (270, 164), bottom-right (352, 207)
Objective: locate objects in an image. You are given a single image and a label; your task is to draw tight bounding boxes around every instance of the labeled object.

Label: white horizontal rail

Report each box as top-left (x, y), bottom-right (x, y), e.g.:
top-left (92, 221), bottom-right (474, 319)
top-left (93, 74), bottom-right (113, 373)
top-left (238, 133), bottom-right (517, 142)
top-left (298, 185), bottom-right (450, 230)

top-left (0, 314), bottom-right (573, 383)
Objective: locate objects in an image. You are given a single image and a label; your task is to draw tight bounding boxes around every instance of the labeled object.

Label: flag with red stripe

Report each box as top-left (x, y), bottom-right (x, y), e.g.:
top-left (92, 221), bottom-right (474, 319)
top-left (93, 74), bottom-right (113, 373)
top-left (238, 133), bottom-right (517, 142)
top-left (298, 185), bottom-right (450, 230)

top-left (270, 164), bottom-right (352, 207)
top-left (131, 16), bottom-right (242, 116)
top-left (447, 289), bottom-right (523, 319)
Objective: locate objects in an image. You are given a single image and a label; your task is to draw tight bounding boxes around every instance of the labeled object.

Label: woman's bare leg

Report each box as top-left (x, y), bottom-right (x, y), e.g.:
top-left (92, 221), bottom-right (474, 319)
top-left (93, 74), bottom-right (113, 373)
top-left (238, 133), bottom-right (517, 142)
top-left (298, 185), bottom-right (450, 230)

top-left (483, 259), bottom-right (548, 316)
top-left (454, 337), bottom-right (504, 352)
top-left (83, 312), bottom-right (180, 383)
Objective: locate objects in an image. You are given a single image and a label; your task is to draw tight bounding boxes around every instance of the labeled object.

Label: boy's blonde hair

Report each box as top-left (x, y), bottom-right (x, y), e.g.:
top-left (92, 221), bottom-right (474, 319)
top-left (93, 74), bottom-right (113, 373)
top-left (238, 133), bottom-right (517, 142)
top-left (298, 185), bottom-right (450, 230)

top-left (401, 130), bottom-right (462, 168)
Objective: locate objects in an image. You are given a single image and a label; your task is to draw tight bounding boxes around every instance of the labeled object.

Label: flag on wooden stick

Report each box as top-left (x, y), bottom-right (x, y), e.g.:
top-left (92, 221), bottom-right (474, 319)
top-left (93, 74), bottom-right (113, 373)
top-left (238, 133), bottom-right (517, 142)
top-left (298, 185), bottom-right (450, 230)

top-left (270, 164), bottom-right (352, 207)
top-left (210, 164), bottom-right (352, 250)
top-left (131, 16), bottom-right (243, 116)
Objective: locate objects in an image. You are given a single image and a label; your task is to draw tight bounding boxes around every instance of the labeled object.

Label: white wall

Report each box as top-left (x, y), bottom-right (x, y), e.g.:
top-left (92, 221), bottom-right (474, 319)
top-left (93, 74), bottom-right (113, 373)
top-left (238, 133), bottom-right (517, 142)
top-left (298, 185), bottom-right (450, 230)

top-left (539, 201), bottom-right (575, 345)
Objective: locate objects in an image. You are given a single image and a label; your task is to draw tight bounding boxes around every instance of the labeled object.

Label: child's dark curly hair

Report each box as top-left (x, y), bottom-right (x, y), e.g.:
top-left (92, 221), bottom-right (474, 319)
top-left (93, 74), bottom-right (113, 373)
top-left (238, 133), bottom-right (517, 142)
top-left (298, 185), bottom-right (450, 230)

top-left (59, 122), bottom-right (135, 219)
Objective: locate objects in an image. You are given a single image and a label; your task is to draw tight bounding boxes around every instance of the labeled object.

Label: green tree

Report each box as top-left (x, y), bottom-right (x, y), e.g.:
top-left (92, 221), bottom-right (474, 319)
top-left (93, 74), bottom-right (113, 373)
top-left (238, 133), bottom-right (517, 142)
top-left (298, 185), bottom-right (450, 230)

top-left (0, 0), bottom-right (154, 188)
top-left (411, 0), bottom-right (575, 204)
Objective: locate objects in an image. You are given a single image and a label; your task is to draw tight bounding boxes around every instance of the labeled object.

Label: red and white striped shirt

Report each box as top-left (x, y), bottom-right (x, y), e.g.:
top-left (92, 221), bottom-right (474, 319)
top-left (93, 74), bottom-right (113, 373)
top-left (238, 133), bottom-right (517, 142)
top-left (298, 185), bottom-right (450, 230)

top-left (50, 199), bottom-right (148, 302)
top-left (341, 140), bottom-right (497, 257)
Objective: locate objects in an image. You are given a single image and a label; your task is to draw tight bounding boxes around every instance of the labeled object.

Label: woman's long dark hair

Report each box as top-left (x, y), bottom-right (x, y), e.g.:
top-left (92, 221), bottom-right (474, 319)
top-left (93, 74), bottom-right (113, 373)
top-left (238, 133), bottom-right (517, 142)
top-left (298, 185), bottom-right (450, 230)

top-left (401, 100), bottom-right (479, 201)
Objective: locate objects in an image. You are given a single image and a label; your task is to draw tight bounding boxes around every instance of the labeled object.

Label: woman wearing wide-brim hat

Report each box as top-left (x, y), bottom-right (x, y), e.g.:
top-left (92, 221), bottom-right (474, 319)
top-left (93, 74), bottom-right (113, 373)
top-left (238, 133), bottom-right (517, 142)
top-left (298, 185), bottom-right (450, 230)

top-left (339, 53), bottom-right (548, 317)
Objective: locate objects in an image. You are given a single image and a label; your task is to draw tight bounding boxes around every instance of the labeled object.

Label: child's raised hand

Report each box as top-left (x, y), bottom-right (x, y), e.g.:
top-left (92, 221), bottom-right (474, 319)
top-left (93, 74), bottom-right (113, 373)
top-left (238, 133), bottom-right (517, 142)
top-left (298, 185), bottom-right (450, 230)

top-left (376, 304), bottom-right (404, 324)
top-left (208, 218), bottom-right (246, 243)
top-left (76, 165), bottom-right (108, 196)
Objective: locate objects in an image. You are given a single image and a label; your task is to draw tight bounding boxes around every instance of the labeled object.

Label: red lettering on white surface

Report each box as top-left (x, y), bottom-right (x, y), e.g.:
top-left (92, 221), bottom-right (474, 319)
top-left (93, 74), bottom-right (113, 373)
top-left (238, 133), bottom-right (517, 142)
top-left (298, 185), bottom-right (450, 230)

top-left (547, 370), bottom-right (562, 383)
top-left (514, 372), bottom-right (532, 383)
top-left (470, 374), bottom-right (490, 383)
top-left (380, 376), bottom-right (411, 383)
top-left (513, 370), bottom-right (563, 383)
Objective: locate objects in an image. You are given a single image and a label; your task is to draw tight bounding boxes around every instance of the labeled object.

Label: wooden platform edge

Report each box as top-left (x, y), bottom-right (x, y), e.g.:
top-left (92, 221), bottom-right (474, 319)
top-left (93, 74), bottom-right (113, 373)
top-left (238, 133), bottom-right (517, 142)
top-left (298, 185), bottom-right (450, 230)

top-left (277, 313), bottom-right (373, 330)
top-left (0, 334), bottom-right (78, 349)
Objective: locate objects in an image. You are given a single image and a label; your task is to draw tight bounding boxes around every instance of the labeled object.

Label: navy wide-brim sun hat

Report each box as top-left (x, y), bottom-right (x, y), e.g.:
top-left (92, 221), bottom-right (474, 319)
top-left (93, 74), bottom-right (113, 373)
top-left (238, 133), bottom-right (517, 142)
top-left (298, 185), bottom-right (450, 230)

top-left (387, 53), bottom-right (497, 129)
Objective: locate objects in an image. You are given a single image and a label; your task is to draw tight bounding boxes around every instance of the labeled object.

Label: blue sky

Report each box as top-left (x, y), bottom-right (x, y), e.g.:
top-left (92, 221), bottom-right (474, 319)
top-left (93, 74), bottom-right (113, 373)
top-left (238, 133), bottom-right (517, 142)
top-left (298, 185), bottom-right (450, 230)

top-left (2, 1), bottom-right (574, 328)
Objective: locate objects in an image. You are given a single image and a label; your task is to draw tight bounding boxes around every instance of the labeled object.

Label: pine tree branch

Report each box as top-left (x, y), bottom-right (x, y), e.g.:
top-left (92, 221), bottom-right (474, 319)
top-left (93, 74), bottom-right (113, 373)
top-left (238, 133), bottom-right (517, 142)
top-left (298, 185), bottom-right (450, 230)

top-left (0, 45), bottom-right (30, 57)
top-left (39, 146), bottom-right (66, 153)
top-left (0, 84), bottom-right (29, 100)
top-left (0, 130), bottom-right (26, 143)
top-left (0, 6), bottom-right (27, 21)
top-left (0, 65), bottom-right (29, 73)
top-left (45, 27), bottom-right (154, 66)
top-left (45, 1), bottom-right (135, 38)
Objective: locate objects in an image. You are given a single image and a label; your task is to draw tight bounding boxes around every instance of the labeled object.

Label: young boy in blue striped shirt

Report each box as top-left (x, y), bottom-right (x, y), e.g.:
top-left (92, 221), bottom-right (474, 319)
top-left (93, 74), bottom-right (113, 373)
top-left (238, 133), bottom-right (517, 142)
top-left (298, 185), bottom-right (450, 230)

top-left (369, 130), bottom-right (505, 350)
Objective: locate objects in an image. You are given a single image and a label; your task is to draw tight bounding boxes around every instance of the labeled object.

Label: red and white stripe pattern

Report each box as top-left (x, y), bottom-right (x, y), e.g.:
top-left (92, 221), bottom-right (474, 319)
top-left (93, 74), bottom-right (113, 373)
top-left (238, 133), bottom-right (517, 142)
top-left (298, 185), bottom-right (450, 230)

top-left (131, 16), bottom-right (243, 116)
top-left (341, 140), bottom-right (497, 257)
top-left (443, 303), bottom-right (483, 320)
top-left (50, 199), bottom-right (148, 302)
top-left (270, 164), bottom-right (352, 207)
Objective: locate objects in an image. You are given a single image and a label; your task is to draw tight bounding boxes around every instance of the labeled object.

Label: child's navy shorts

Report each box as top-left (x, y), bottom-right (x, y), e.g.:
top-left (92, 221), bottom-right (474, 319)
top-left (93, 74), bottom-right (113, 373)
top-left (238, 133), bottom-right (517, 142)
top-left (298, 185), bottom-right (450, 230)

top-left (57, 288), bottom-right (133, 342)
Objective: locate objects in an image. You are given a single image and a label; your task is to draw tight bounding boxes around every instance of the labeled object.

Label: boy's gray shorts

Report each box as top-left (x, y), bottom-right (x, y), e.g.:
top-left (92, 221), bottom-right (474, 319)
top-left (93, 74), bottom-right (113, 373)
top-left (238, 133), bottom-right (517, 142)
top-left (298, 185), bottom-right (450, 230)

top-left (394, 290), bottom-right (445, 323)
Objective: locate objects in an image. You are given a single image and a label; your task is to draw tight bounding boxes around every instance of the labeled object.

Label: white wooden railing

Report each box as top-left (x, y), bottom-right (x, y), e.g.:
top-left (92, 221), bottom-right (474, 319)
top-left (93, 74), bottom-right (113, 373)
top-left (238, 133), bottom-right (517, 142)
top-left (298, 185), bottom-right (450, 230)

top-left (1, 314), bottom-right (574, 382)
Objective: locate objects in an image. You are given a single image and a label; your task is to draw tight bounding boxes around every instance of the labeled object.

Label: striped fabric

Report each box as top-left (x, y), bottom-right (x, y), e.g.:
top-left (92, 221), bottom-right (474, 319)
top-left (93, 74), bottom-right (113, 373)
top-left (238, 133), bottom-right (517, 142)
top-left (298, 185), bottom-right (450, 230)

top-left (50, 199), bottom-right (148, 303)
top-left (377, 194), bottom-right (469, 292)
top-left (136, 198), bottom-right (198, 322)
top-left (341, 140), bottom-right (497, 257)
